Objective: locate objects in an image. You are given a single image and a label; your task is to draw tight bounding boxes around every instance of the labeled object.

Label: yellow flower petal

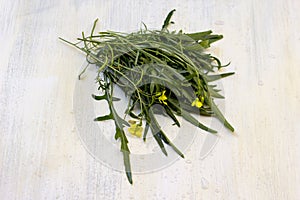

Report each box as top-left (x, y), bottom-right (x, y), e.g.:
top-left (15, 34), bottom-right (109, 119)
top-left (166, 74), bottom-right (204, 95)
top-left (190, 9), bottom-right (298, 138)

top-left (128, 124), bottom-right (143, 138)
top-left (135, 129), bottom-right (142, 138)
top-left (158, 90), bottom-right (168, 105)
top-left (196, 101), bottom-right (203, 108)
top-left (192, 100), bottom-right (196, 107)
top-left (192, 98), bottom-right (203, 108)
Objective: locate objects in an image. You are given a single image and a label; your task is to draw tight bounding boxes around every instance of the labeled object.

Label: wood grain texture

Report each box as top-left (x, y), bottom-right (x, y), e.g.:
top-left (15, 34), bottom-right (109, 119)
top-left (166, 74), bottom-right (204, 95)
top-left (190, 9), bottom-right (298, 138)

top-left (0, 0), bottom-right (299, 199)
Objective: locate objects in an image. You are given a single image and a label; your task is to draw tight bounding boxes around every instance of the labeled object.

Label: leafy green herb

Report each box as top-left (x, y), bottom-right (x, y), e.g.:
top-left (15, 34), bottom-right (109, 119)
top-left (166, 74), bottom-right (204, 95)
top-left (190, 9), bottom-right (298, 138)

top-left (60, 9), bottom-right (234, 184)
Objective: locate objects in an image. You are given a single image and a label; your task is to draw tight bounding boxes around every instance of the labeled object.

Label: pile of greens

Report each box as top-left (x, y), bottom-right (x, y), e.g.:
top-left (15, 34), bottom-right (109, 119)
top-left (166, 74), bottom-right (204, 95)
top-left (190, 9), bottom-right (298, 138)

top-left (60, 9), bottom-right (234, 184)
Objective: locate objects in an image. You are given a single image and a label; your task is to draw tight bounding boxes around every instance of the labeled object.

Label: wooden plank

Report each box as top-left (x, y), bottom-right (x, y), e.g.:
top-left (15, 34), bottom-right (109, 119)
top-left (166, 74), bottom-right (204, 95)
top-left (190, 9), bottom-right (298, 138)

top-left (0, 0), bottom-right (299, 199)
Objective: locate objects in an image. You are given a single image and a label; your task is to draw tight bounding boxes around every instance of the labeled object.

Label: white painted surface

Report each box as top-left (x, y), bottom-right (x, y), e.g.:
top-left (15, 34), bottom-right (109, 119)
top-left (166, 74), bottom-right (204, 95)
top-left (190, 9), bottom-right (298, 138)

top-left (0, 0), bottom-right (299, 199)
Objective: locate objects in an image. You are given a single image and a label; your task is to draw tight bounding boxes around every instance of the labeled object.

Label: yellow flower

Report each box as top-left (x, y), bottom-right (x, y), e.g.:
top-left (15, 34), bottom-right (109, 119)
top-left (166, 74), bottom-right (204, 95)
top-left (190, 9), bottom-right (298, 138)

top-left (158, 90), bottom-right (168, 105)
top-left (192, 97), bottom-right (204, 108)
top-left (128, 123), bottom-right (143, 138)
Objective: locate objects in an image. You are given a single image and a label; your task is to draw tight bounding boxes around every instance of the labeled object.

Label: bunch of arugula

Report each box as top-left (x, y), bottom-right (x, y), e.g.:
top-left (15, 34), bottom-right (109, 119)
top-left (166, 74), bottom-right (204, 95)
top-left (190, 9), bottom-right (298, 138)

top-left (60, 9), bottom-right (234, 184)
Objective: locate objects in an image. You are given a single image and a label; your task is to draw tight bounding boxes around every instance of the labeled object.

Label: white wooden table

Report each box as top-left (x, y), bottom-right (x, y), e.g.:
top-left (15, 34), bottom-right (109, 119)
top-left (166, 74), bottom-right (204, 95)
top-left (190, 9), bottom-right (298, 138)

top-left (1, 0), bottom-right (299, 199)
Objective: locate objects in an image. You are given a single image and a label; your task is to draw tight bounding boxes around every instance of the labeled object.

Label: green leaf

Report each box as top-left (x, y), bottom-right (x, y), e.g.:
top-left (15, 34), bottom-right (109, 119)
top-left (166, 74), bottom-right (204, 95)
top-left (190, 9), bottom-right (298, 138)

top-left (112, 97), bottom-right (121, 101)
top-left (129, 111), bottom-right (140, 119)
top-left (123, 151), bottom-right (133, 184)
top-left (210, 56), bottom-right (231, 69)
top-left (157, 130), bottom-right (184, 158)
top-left (199, 40), bottom-right (210, 48)
top-left (184, 44), bottom-right (205, 51)
top-left (168, 98), bottom-right (217, 133)
top-left (101, 73), bottom-right (132, 184)
top-left (115, 126), bottom-right (132, 184)
top-left (144, 107), bottom-right (168, 156)
top-left (92, 94), bottom-right (107, 100)
top-left (207, 87), bottom-right (225, 99)
top-left (164, 106), bottom-right (180, 127)
top-left (162, 9), bottom-right (176, 30)
top-left (143, 122), bottom-right (150, 142)
top-left (205, 72), bottom-right (235, 82)
top-left (150, 126), bottom-right (168, 156)
top-left (185, 30), bottom-right (212, 41)
top-left (210, 100), bottom-right (234, 132)
top-left (148, 109), bottom-right (184, 158)
top-left (204, 34), bottom-right (223, 44)
top-left (94, 114), bottom-right (113, 121)
top-left (154, 135), bottom-right (168, 156)
top-left (180, 109), bottom-right (217, 133)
